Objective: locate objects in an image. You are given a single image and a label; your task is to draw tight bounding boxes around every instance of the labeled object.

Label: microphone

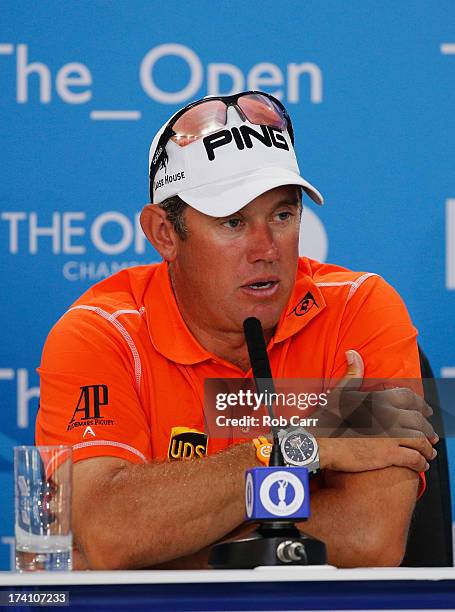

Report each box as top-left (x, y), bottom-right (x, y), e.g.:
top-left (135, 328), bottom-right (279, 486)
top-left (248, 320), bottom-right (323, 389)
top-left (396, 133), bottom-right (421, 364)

top-left (243, 317), bottom-right (284, 466)
top-left (243, 317), bottom-right (274, 382)
top-left (207, 317), bottom-right (328, 568)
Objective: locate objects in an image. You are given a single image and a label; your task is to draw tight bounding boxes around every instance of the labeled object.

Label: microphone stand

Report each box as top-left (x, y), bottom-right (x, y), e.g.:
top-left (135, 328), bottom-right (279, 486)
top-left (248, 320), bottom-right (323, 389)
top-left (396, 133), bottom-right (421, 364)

top-left (208, 318), bottom-right (327, 569)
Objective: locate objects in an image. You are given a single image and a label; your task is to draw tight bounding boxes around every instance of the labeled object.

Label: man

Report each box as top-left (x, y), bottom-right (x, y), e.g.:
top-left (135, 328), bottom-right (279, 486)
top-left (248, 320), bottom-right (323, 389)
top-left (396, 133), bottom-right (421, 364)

top-left (36, 91), bottom-right (437, 570)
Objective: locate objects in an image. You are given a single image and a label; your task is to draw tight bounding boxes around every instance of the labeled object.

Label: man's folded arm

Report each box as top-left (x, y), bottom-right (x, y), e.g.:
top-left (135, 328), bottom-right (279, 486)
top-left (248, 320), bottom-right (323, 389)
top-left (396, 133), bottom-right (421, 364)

top-left (71, 445), bottom-right (256, 570)
top-left (300, 466), bottom-right (419, 567)
top-left (72, 442), bottom-right (423, 570)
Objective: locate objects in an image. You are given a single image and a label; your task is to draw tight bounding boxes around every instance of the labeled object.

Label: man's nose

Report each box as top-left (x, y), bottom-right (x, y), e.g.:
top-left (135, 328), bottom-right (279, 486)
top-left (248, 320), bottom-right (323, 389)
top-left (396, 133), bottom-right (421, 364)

top-left (246, 222), bottom-right (279, 264)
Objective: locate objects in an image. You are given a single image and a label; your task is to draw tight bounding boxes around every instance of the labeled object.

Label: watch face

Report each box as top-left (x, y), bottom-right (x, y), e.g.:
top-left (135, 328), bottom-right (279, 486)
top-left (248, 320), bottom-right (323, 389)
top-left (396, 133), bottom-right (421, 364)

top-left (281, 433), bottom-right (316, 466)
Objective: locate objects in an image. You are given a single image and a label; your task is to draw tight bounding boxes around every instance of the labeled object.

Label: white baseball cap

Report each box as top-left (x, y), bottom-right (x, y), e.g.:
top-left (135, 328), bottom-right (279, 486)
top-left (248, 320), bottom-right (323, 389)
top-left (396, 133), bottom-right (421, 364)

top-left (148, 100), bottom-right (323, 217)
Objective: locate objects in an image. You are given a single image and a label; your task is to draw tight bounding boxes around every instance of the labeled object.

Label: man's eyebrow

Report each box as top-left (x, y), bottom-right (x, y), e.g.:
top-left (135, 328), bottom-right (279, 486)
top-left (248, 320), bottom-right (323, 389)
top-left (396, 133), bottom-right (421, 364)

top-left (212, 211), bottom-right (245, 222)
top-left (272, 199), bottom-right (300, 208)
top-left (212, 198), bottom-right (300, 222)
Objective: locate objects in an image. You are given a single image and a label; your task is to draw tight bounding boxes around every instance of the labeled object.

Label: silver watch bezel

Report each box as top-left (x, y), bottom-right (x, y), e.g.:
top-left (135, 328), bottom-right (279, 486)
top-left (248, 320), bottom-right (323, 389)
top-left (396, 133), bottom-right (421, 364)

top-left (279, 427), bottom-right (319, 469)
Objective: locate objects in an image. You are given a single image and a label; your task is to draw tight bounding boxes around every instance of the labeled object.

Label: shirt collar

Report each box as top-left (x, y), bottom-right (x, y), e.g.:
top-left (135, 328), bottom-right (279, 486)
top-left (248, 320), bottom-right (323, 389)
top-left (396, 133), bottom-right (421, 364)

top-left (272, 258), bottom-right (326, 345)
top-left (145, 262), bottom-right (211, 365)
top-left (145, 259), bottom-right (326, 364)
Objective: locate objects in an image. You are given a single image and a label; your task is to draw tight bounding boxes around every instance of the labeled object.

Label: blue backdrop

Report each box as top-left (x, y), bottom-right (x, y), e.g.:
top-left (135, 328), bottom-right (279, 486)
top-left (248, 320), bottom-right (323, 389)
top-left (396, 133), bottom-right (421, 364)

top-left (1, 1), bottom-right (454, 570)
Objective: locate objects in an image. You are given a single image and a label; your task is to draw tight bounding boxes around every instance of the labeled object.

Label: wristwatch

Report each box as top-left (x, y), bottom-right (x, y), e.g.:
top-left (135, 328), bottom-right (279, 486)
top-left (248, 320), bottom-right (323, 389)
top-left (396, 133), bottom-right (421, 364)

top-left (278, 427), bottom-right (320, 475)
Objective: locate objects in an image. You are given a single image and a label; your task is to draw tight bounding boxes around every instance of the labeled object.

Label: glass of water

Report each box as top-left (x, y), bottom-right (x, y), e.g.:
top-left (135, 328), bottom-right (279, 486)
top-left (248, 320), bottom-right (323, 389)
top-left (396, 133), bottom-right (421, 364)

top-left (14, 445), bottom-right (72, 572)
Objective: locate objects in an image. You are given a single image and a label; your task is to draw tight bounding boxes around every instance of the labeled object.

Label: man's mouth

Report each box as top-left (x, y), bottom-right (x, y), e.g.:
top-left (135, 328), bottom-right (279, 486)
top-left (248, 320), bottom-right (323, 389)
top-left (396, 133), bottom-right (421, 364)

top-left (246, 281), bottom-right (278, 290)
top-left (241, 278), bottom-right (280, 293)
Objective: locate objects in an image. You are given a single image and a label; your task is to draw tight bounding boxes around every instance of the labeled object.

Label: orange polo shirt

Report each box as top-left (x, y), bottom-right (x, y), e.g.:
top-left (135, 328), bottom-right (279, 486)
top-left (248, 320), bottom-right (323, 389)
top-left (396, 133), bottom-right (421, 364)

top-left (36, 257), bottom-right (422, 469)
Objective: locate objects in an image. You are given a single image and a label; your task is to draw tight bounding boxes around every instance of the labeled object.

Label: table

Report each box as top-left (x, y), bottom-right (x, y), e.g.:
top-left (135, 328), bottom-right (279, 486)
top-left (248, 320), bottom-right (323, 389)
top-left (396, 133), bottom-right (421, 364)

top-left (1, 567), bottom-right (455, 610)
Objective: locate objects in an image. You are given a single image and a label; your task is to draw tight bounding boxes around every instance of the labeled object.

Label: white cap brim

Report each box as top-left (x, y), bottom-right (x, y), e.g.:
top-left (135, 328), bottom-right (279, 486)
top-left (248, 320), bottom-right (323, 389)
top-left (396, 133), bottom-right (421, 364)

top-left (176, 167), bottom-right (324, 217)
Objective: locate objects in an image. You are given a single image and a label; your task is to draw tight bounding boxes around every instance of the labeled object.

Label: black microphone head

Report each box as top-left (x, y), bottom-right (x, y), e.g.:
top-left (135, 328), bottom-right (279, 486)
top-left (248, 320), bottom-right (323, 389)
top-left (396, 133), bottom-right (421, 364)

top-left (243, 317), bottom-right (272, 380)
top-left (243, 317), bottom-right (282, 455)
top-left (243, 317), bottom-right (262, 341)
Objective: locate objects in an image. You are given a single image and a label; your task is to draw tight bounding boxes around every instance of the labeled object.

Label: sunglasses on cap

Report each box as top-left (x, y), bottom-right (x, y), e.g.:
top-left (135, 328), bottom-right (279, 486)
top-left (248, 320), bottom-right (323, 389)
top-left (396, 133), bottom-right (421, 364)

top-left (149, 91), bottom-right (295, 193)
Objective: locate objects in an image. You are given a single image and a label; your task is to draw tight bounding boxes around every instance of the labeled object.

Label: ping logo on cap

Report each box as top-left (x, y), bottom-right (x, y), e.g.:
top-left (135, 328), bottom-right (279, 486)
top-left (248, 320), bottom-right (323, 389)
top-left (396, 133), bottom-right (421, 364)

top-left (168, 427), bottom-right (208, 460)
top-left (203, 124), bottom-right (289, 161)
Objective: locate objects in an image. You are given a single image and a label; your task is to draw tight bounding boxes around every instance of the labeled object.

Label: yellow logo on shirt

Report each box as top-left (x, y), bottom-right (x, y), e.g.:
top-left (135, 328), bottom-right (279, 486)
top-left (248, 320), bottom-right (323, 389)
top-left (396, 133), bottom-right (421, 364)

top-left (168, 427), bottom-right (208, 460)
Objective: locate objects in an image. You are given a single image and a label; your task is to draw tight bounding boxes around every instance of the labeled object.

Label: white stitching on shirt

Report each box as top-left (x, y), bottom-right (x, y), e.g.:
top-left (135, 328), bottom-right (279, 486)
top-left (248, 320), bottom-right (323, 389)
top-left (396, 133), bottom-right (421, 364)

top-left (316, 281), bottom-right (355, 287)
top-left (316, 273), bottom-right (377, 302)
top-left (72, 440), bottom-right (147, 463)
top-left (346, 273), bottom-right (377, 301)
top-left (67, 305), bottom-right (142, 393)
top-left (108, 309), bottom-right (143, 321)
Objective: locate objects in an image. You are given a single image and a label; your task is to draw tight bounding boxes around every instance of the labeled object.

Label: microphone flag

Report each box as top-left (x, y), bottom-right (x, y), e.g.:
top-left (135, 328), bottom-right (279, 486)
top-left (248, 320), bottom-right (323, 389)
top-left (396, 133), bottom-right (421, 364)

top-left (245, 466), bottom-right (310, 521)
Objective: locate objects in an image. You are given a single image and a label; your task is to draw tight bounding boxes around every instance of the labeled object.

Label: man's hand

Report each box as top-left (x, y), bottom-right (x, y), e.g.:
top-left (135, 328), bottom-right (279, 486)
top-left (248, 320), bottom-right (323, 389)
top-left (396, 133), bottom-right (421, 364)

top-left (313, 350), bottom-right (437, 474)
top-left (318, 436), bottom-right (434, 473)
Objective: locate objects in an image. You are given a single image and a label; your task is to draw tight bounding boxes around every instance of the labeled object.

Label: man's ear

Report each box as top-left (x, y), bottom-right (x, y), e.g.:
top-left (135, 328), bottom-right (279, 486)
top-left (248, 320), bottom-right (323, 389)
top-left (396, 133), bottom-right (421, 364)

top-left (140, 204), bottom-right (179, 261)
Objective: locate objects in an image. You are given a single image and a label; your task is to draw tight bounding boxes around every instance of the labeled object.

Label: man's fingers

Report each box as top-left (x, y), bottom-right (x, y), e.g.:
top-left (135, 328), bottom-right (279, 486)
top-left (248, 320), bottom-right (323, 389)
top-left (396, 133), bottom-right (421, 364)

top-left (392, 447), bottom-right (430, 473)
top-left (344, 350), bottom-right (364, 379)
top-left (326, 351), bottom-right (365, 431)
top-left (319, 437), bottom-right (436, 473)
top-left (383, 387), bottom-right (433, 417)
top-left (397, 435), bottom-right (437, 462)
top-left (334, 350), bottom-right (365, 393)
top-left (398, 410), bottom-right (438, 442)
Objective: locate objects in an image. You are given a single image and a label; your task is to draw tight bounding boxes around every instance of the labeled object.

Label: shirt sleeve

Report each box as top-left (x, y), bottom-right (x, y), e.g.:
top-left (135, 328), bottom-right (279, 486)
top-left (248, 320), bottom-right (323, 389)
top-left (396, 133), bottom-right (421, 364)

top-left (36, 309), bottom-right (152, 465)
top-left (330, 274), bottom-right (421, 381)
top-left (328, 274), bottom-right (425, 497)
